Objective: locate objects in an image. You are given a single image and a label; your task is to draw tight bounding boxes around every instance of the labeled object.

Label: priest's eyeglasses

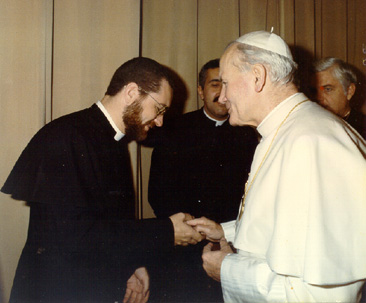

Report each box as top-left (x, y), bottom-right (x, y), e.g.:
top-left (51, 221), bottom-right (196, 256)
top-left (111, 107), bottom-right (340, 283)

top-left (138, 87), bottom-right (168, 117)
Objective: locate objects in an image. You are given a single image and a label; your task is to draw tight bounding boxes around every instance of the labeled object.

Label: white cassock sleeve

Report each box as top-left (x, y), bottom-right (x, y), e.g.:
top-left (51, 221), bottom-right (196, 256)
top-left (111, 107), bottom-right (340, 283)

top-left (220, 252), bottom-right (363, 303)
top-left (221, 223), bottom-right (287, 302)
top-left (220, 169), bottom-right (365, 303)
top-left (221, 220), bottom-right (236, 242)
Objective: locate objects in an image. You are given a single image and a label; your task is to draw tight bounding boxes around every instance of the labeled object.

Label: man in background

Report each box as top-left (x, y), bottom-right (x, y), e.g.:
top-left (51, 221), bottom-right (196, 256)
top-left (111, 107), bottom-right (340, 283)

top-left (312, 57), bottom-right (366, 139)
top-left (188, 31), bottom-right (366, 302)
top-left (1, 57), bottom-right (203, 303)
top-left (148, 59), bottom-right (258, 302)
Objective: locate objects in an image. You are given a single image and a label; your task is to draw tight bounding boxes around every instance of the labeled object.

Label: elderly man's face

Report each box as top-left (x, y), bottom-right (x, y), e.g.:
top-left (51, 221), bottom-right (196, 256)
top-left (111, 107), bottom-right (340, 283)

top-left (218, 45), bottom-right (258, 127)
top-left (313, 67), bottom-right (353, 118)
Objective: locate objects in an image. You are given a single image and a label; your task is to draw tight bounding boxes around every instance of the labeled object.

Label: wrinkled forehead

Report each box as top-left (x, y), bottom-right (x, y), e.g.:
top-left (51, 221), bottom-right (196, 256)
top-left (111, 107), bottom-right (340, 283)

top-left (315, 68), bottom-right (339, 86)
top-left (219, 43), bottom-right (242, 77)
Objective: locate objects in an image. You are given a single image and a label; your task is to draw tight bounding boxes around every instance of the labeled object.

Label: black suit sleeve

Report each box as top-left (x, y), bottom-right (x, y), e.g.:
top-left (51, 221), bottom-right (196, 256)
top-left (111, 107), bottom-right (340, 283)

top-left (148, 143), bottom-right (181, 218)
top-left (27, 201), bottom-right (174, 268)
top-left (19, 202), bottom-right (174, 302)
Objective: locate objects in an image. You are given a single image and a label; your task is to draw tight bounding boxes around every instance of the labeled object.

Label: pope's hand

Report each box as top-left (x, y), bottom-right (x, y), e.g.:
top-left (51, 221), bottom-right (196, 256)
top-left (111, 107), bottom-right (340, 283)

top-left (123, 267), bottom-right (149, 303)
top-left (169, 212), bottom-right (204, 246)
top-left (202, 238), bottom-right (233, 282)
top-left (186, 216), bottom-right (224, 242)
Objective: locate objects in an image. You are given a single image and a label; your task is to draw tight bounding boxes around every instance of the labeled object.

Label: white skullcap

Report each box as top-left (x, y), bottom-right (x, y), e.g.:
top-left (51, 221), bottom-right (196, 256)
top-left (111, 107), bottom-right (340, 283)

top-left (236, 30), bottom-right (293, 60)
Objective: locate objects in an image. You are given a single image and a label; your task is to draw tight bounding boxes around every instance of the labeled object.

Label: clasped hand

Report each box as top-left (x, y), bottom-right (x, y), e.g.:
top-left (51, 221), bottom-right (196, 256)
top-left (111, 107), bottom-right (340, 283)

top-left (169, 212), bottom-right (205, 246)
top-left (186, 216), bottom-right (224, 241)
top-left (187, 217), bottom-right (233, 281)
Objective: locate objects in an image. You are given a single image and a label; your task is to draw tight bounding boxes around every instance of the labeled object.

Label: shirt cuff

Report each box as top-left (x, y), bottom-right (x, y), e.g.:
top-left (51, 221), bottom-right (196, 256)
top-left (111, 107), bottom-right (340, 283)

top-left (221, 252), bottom-right (286, 302)
top-left (221, 220), bottom-right (236, 243)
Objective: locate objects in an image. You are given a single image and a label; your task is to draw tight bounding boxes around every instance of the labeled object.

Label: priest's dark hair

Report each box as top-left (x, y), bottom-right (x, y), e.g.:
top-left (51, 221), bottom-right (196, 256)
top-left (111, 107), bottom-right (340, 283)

top-left (105, 57), bottom-right (171, 96)
top-left (198, 58), bottom-right (219, 89)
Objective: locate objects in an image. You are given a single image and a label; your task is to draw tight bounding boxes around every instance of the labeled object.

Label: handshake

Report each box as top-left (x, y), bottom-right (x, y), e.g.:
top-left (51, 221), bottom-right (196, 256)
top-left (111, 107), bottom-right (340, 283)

top-left (170, 215), bottom-right (233, 283)
top-left (169, 213), bottom-right (224, 246)
top-left (123, 215), bottom-right (228, 303)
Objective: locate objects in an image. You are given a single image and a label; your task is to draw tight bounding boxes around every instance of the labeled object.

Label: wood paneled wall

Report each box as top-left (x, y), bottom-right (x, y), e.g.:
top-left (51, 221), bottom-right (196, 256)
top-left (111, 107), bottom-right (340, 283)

top-left (0, 0), bottom-right (365, 301)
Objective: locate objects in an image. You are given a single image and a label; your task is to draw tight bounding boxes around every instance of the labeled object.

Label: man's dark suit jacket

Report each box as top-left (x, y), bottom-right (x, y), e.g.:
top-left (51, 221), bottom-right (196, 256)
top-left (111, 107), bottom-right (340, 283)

top-left (346, 108), bottom-right (366, 139)
top-left (148, 108), bottom-right (258, 302)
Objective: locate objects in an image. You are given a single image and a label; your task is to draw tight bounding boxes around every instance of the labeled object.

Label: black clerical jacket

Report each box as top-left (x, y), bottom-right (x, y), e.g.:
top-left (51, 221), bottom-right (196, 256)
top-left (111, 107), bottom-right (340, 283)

top-left (147, 108), bottom-right (258, 302)
top-left (346, 108), bottom-right (366, 139)
top-left (2, 104), bottom-right (173, 303)
top-left (149, 108), bottom-right (258, 222)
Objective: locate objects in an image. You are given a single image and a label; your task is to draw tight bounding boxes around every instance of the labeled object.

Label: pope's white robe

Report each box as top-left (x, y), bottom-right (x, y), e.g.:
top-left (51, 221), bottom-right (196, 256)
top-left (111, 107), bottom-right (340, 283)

top-left (221, 93), bottom-right (366, 302)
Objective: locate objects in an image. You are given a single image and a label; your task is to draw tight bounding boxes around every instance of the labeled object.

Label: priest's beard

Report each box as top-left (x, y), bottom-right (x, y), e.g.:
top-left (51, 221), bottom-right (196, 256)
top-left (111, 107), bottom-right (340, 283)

top-left (123, 99), bottom-right (155, 142)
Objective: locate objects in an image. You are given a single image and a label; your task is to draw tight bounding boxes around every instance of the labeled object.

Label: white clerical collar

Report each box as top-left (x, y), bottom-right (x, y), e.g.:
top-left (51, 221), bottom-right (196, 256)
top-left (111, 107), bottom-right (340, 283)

top-left (203, 108), bottom-right (227, 126)
top-left (96, 101), bottom-right (125, 141)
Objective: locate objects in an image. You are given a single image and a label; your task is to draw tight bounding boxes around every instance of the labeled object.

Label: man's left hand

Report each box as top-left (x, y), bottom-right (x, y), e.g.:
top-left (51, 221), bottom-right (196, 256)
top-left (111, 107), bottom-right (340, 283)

top-left (123, 267), bottom-right (149, 303)
top-left (202, 237), bottom-right (233, 282)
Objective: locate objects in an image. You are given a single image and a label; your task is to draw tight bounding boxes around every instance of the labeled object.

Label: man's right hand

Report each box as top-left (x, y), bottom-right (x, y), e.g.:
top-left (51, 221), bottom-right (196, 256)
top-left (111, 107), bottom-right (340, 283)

top-left (186, 216), bottom-right (224, 242)
top-left (169, 212), bottom-right (204, 246)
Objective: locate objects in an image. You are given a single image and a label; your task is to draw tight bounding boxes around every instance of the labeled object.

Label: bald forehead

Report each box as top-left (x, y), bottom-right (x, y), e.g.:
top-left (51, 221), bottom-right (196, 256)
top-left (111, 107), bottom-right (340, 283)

top-left (221, 43), bottom-right (238, 63)
top-left (220, 43), bottom-right (242, 76)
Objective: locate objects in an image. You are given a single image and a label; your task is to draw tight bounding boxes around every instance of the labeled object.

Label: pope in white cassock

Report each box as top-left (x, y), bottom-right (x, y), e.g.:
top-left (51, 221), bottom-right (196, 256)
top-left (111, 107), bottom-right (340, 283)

top-left (188, 30), bottom-right (366, 302)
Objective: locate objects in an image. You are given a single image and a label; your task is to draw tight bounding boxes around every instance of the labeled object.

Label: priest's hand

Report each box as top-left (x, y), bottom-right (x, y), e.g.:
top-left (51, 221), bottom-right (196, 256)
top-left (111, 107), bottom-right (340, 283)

top-left (169, 212), bottom-right (204, 246)
top-left (123, 267), bottom-right (149, 303)
top-left (186, 216), bottom-right (224, 242)
top-left (202, 238), bottom-right (233, 282)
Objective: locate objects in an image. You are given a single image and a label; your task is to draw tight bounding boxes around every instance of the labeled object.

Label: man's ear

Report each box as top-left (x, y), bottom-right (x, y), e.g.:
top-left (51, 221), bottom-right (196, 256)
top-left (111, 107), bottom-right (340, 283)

top-left (197, 86), bottom-right (204, 101)
top-left (124, 82), bottom-right (140, 105)
top-left (346, 83), bottom-right (356, 101)
top-left (252, 64), bottom-right (266, 92)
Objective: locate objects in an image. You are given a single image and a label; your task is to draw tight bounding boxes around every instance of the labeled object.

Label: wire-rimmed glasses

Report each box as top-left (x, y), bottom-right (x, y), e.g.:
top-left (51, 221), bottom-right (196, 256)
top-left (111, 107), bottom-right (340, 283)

top-left (138, 87), bottom-right (169, 117)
